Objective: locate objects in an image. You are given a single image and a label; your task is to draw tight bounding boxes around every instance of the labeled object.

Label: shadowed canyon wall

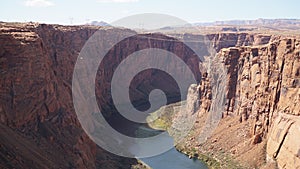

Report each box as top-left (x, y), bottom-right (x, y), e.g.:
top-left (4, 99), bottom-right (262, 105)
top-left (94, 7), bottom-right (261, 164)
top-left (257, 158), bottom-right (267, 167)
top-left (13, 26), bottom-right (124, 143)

top-left (0, 23), bottom-right (138, 169)
top-left (0, 23), bottom-right (203, 168)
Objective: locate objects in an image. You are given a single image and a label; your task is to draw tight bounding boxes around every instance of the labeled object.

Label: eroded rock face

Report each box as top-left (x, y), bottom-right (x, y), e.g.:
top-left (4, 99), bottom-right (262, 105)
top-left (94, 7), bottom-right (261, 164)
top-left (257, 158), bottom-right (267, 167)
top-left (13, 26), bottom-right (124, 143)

top-left (267, 114), bottom-right (300, 169)
top-left (265, 39), bottom-right (300, 169)
top-left (94, 33), bottom-right (202, 116)
top-left (195, 37), bottom-right (300, 168)
top-left (207, 33), bottom-right (272, 51)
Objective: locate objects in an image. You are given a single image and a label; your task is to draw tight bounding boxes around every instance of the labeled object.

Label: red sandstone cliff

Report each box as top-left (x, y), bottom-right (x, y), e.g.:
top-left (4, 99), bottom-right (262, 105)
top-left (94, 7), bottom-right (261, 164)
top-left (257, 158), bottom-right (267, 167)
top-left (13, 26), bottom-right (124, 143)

top-left (0, 22), bottom-right (137, 169)
top-left (185, 36), bottom-right (300, 168)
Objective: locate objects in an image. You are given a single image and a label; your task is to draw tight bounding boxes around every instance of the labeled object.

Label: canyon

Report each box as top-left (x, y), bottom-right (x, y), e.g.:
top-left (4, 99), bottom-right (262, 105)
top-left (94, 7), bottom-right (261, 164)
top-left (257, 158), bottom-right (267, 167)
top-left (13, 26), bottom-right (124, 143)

top-left (0, 21), bottom-right (299, 169)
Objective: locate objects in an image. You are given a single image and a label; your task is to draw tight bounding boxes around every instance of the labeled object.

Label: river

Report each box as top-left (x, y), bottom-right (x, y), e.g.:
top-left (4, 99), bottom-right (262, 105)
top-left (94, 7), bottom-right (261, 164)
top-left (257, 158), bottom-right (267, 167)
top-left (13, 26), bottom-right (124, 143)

top-left (136, 126), bottom-right (208, 169)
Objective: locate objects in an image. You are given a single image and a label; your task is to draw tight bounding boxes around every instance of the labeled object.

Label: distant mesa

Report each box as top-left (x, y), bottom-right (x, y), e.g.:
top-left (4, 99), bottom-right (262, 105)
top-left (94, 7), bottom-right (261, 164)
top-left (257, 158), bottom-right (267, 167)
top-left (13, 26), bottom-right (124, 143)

top-left (193, 18), bottom-right (300, 29)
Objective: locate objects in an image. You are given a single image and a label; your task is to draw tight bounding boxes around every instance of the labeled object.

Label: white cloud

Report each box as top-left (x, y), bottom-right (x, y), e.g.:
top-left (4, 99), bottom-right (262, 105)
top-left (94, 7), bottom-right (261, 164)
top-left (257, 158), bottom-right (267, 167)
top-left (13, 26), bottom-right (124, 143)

top-left (97, 0), bottom-right (139, 3)
top-left (24, 0), bottom-right (54, 7)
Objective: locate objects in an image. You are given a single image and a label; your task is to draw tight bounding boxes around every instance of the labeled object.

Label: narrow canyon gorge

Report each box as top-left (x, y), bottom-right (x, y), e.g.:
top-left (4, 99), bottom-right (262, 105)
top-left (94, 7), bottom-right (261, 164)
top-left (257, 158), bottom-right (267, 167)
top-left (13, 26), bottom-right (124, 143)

top-left (0, 22), bottom-right (299, 169)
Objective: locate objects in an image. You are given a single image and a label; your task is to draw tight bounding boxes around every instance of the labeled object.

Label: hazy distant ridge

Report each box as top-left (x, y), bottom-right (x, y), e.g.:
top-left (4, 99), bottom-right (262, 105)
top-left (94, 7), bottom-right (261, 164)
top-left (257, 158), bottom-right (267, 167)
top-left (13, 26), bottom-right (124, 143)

top-left (194, 18), bottom-right (300, 26)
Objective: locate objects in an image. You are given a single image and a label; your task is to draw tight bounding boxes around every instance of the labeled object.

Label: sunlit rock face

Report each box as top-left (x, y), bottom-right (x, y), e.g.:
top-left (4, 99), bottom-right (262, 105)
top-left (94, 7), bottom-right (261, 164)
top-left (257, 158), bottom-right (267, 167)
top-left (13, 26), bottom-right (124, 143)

top-left (194, 36), bottom-right (300, 168)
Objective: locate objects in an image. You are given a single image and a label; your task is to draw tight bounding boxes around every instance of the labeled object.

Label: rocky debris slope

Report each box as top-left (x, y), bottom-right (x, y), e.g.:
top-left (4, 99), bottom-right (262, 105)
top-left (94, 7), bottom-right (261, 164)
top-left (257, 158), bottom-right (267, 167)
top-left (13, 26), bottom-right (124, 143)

top-left (188, 37), bottom-right (300, 168)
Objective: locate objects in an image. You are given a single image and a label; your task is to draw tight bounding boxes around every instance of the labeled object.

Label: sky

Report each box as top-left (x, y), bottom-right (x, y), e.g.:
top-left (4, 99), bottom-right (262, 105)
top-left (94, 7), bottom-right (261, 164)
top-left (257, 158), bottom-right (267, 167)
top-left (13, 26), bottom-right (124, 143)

top-left (1, 0), bottom-right (300, 25)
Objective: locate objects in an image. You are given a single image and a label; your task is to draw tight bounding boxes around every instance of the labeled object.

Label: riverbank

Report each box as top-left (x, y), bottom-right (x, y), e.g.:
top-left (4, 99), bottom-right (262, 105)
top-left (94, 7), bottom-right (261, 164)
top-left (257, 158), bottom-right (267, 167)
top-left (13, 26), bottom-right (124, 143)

top-left (145, 101), bottom-right (248, 169)
top-left (175, 145), bottom-right (220, 169)
top-left (145, 102), bottom-right (223, 169)
top-left (134, 124), bottom-right (208, 169)
top-left (172, 112), bottom-right (272, 169)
